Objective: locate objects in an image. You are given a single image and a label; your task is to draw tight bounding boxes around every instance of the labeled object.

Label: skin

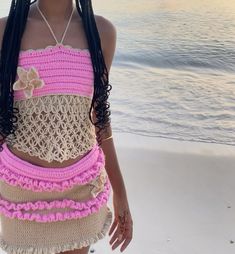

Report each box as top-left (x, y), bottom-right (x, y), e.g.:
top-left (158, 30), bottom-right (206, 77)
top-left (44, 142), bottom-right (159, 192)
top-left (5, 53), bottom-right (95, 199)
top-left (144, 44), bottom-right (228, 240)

top-left (0, 0), bottom-right (133, 253)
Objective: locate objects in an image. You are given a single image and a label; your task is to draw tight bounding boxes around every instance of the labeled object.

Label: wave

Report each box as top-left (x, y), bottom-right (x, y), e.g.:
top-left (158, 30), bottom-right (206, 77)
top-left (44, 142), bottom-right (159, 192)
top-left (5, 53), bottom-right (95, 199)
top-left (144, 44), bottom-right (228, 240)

top-left (113, 49), bottom-right (235, 72)
top-left (113, 129), bottom-right (235, 147)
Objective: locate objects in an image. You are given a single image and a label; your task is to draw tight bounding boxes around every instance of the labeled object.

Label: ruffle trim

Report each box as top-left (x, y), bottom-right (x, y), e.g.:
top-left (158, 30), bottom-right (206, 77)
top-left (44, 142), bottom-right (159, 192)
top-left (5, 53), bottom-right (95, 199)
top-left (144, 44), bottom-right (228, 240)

top-left (0, 179), bottom-right (111, 223)
top-left (0, 149), bottom-right (105, 192)
top-left (0, 207), bottom-right (113, 254)
top-left (19, 44), bottom-right (90, 57)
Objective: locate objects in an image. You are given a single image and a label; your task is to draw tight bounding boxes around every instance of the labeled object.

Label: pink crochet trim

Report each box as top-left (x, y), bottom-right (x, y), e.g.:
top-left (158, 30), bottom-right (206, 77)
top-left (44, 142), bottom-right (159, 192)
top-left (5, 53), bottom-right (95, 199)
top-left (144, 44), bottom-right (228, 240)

top-left (0, 143), bottom-right (106, 192)
top-left (0, 179), bottom-right (111, 223)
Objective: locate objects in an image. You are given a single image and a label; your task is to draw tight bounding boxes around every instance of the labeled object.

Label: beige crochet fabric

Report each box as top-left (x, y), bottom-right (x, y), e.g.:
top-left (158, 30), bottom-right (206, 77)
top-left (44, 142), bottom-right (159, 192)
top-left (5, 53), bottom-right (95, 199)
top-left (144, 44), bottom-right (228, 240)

top-left (0, 205), bottom-right (112, 254)
top-left (5, 94), bottom-right (97, 163)
top-left (0, 167), bottom-right (113, 254)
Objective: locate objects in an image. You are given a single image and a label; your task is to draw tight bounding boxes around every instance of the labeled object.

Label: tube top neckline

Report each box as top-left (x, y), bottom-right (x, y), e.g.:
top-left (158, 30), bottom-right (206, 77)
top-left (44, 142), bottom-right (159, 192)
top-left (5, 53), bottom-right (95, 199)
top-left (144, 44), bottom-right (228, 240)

top-left (19, 43), bottom-right (90, 57)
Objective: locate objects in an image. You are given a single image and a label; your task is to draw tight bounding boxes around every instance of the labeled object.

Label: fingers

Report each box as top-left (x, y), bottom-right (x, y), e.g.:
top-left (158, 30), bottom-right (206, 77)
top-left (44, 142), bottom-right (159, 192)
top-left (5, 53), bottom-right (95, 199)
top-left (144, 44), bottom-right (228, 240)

top-left (111, 236), bottom-right (126, 251)
top-left (109, 223), bottom-right (121, 245)
top-left (108, 218), bottom-right (118, 236)
top-left (109, 219), bottom-right (133, 252)
top-left (120, 235), bottom-right (132, 252)
top-left (120, 222), bottom-right (133, 252)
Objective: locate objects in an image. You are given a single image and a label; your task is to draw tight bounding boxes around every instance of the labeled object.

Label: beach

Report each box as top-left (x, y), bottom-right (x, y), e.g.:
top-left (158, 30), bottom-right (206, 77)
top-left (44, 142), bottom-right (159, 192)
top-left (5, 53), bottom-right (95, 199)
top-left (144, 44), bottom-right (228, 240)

top-left (1, 0), bottom-right (235, 253)
top-left (92, 132), bottom-right (235, 254)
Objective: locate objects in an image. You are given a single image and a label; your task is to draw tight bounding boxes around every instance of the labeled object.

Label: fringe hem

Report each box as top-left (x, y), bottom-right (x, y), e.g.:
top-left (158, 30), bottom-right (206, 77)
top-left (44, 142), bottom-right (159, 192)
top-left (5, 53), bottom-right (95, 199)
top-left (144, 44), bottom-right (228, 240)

top-left (0, 207), bottom-right (113, 254)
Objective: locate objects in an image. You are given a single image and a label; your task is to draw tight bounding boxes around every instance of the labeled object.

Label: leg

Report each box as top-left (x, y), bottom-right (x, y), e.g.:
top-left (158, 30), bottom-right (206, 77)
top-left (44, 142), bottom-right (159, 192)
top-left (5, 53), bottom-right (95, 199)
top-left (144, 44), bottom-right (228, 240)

top-left (58, 246), bottom-right (90, 254)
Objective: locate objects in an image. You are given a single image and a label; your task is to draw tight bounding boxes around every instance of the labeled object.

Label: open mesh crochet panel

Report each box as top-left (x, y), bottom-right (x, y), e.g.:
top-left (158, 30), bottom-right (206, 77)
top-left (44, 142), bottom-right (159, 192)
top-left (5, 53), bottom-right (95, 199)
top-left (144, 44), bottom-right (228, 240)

top-left (5, 44), bottom-right (98, 163)
top-left (6, 94), bottom-right (97, 163)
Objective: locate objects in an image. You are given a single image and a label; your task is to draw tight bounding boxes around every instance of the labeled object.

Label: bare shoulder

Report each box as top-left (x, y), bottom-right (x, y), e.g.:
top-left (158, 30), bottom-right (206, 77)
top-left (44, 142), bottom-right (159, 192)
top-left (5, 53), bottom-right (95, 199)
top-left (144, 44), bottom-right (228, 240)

top-left (94, 15), bottom-right (117, 40)
top-left (94, 15), bottom-right (117, 72)
top-left (0, 16), bottom-right (8, 48)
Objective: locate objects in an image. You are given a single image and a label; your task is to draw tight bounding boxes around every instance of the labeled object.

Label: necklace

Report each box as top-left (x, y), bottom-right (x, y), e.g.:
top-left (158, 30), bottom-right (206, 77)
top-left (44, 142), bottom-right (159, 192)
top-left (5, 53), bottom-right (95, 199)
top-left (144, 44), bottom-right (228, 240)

top-left (36, 2), bottom-right (75, 45)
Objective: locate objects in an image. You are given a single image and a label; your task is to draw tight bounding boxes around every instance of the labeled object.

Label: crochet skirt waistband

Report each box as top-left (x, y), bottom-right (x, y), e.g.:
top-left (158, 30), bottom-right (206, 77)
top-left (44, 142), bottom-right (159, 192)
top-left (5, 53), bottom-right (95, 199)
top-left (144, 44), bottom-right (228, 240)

top-left (0, 141), bottom-right (113, 254)
top-left (0, 143), bottom-right (112, 223)
top-left (0, 142), bottom-right (106, 192)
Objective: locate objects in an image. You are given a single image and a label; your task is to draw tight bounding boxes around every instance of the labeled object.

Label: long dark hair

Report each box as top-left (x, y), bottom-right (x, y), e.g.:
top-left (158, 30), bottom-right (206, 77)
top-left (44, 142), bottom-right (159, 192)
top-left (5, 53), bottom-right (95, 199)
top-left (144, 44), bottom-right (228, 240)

top-left (0, 0), bottom-right (112, 152)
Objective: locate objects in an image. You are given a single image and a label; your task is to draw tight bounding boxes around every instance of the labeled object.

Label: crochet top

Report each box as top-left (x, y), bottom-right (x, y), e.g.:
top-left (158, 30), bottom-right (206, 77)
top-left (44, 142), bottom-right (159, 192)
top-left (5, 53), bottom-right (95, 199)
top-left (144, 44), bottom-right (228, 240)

top-left (4, 5), bottom-right (101, 163)
top-left (5, 44), bottom-right (97, 163)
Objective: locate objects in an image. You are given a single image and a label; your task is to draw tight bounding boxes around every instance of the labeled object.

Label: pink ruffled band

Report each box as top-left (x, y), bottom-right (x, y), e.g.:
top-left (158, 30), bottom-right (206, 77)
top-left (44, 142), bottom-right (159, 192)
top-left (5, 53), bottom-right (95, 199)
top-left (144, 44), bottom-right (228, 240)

top-left (0, 142), bottom-right (105, 192)
top-left (0, 180), bottom-right (111, 223)
top-left (0, 143), bottom-right (113, 223)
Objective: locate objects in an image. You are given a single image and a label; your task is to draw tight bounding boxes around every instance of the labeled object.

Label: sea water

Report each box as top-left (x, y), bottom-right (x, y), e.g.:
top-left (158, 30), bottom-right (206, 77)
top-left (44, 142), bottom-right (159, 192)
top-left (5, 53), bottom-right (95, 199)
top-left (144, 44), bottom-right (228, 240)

top-left (1, 0), bottom-right (235, 146)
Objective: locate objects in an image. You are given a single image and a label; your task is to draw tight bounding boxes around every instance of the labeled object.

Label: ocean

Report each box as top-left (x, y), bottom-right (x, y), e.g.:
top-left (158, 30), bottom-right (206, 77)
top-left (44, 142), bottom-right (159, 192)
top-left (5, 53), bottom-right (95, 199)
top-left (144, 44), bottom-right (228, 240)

top-left (1, 0), bottom-right (235, 146)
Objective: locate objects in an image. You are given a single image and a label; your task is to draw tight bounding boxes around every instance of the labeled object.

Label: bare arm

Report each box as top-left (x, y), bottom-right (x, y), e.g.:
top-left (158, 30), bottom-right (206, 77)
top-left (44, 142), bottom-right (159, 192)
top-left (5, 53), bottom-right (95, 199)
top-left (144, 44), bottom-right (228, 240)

top-left (0, 16), bottom-right (8, 50)
top-left (0, 17), bottom-right (7, 143)
top-left (94, 15), bottom-right (128, 201)
top-left (94, 15), bottom-right (133, 252)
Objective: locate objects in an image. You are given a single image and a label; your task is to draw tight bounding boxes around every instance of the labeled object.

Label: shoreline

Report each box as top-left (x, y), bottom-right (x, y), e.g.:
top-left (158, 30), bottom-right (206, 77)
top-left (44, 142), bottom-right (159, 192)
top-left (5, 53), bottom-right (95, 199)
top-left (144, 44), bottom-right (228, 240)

top-left (112, 131), bottom-right (235, 157)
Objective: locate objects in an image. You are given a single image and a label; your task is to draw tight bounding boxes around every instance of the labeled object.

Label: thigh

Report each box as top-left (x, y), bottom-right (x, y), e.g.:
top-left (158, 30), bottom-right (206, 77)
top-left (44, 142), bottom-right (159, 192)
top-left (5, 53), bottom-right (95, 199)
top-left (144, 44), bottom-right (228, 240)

top-left (59, 246), bottom-right (90, 254)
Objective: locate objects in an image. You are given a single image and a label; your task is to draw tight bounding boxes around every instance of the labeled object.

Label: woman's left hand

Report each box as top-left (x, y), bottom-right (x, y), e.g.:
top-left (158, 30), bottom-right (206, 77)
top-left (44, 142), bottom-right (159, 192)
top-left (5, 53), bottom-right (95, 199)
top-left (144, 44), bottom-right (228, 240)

top-left (108, 193), bottom-right (133, 252)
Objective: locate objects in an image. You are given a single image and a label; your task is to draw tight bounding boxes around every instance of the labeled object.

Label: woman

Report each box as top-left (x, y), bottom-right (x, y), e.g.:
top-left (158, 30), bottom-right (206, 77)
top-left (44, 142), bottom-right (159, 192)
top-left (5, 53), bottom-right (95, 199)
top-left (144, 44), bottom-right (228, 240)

top-left (0, 0), bottom-right (133, 253)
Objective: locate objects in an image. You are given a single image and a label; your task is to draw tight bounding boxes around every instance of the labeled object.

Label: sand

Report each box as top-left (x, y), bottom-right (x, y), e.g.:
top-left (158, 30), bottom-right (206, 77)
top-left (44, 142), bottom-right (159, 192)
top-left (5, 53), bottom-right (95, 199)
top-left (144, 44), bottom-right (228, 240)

top-left (93, 132), bottom-right (235, 254)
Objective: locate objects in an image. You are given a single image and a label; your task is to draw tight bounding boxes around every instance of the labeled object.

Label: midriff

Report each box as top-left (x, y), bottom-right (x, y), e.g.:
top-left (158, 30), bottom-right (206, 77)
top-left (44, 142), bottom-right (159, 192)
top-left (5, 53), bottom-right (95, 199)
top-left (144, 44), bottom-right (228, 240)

top-left (7, 145), bottom-right (92, 168)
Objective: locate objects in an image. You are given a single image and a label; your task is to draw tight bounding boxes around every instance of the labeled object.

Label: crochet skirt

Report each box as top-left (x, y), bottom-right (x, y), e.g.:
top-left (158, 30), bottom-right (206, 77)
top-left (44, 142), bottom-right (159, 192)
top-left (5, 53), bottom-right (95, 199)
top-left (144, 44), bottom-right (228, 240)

top-left (0, 142), bottom-right (113, 254)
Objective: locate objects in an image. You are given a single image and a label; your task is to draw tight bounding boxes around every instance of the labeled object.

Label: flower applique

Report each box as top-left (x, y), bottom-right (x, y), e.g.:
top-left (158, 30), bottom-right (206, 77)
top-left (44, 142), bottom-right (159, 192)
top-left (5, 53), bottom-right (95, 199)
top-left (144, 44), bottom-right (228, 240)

top-left (90, 169), bottom-right (107, 198)
top-left (13, 66), bottom-right (45, 99)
